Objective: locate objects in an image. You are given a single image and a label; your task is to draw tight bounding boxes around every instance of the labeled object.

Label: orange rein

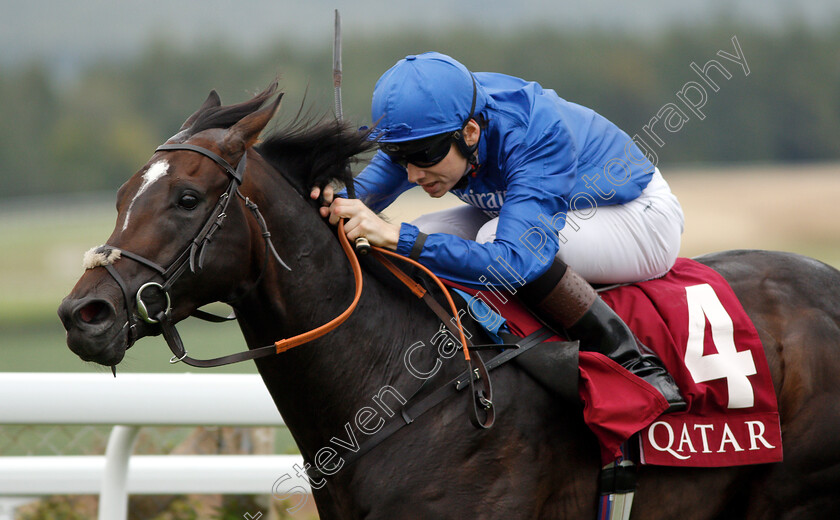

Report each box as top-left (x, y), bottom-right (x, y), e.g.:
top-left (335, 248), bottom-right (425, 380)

top-left (274, 222), bottom-right (470, 361)
top-left (274, 220), bottom-right (363, 354)
top-left (371, 247), bottom-right (471, 361)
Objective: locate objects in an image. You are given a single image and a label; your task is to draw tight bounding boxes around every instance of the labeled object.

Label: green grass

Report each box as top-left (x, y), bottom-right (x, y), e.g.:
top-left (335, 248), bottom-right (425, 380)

top-left (4, 177), bottom-right (840, 375)
top-left (0, 195), bottom-right (303, 517)
top-left (0, 194), bottom-right (116, 327)
top-left (0, 194), bottom-right (259, 374)
top-left (2, 317), bottom-right (257, 374)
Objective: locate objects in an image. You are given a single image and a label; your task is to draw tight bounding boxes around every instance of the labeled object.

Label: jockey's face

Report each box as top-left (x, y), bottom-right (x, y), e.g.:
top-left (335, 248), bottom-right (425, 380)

top-left (405, 143), bottom-right (468, 198)
top-left (405, 120), bottom-right (480, 198)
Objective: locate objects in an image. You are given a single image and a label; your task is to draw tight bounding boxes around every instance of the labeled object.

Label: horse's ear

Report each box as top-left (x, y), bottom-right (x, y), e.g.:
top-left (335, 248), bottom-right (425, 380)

top-left (180, 90), bottom-right (222, 131)
top-left (221, 92), bottom-right (283, 154)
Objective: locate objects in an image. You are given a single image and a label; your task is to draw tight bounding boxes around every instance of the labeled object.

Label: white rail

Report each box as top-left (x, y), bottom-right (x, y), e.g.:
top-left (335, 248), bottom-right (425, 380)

top-left (0, 373), bottom-right (308, 520)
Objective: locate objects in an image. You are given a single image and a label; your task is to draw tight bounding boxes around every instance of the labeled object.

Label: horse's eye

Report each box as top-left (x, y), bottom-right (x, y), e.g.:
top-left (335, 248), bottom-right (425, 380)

top-left (178, 192), bottom-right (200, 210)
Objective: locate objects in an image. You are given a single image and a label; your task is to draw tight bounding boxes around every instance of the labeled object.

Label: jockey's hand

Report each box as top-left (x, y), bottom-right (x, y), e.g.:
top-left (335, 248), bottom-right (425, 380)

top-left (309, 184), bottom-right (336, 219)
top-left (326, 197), bottom-right (400, 251)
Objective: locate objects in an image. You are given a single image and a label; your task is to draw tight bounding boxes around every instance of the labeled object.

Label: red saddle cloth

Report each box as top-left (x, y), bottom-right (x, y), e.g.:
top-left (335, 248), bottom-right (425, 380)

top-left (449, 258), bottom-right (782, 467)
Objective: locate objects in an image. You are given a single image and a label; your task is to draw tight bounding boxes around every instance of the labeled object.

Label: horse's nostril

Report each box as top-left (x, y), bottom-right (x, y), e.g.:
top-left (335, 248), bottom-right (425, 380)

top-left (59, 298), bottom-right (115, 331)
top-left (79, 301), bottom-right (110, 324)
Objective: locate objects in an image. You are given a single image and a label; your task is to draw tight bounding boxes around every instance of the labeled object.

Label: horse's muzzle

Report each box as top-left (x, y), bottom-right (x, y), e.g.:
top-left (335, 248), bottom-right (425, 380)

top-left (58, 296), bottom-right (125, 364)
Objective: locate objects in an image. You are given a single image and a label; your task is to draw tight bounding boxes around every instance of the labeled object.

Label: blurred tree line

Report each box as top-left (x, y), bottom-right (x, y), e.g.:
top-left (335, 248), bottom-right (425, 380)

top-left (1, 23), bottom-right (838, 199)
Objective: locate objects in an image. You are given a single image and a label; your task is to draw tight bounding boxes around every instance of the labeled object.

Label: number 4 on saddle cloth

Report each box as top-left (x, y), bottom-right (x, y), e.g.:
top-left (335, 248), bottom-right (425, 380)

top-left (447, 257), bottom-right (783, 468)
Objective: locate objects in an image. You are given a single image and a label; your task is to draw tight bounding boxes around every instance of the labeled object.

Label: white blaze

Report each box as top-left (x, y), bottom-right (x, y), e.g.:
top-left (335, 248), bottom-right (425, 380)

top-left (122, 160), bottom-right (169, 231)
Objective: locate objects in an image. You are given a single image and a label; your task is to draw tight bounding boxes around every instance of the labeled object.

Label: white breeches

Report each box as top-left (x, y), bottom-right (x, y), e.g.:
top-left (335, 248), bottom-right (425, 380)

top-left (410, 169), bottom-right (684, 284)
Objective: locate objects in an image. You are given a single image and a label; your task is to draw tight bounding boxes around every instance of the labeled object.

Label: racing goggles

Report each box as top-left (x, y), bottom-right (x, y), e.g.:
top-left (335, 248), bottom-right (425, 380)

top-left (380, 130), bottom-right (457, 168)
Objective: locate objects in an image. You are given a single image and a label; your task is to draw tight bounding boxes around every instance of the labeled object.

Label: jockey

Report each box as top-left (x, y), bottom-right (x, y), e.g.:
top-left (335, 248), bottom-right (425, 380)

top-left (313, 52), bottom-right (686, 412)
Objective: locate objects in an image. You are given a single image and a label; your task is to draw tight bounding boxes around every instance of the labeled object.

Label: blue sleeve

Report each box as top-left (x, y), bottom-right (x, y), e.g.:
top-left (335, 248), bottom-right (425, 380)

top-left (340, 151), bottom-right (414, 212)
top-left (396, 120), bottom-right (579, 289)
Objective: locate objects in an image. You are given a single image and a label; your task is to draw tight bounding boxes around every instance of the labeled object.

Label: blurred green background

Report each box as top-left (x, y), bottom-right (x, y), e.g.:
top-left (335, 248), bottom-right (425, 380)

top-left (1, 2), bottom-right (838, 518)
top-left (1, 1), bottom-right (839, 372)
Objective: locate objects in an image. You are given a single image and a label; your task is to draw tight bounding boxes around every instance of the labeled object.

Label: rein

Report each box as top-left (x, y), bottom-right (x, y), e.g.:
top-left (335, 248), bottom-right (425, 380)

top-left (97, 142), bottom-right (355, 367)
top-left (155, 219), bottom-right (362, 367)
top-left (368, 246), bottom-right (494, 428)
top-left (97, 143), bottom-right (252, 353)
top-left (100, 141), bottom-right (493, 428)
top-left (98, 145), bottom-right (272, 346)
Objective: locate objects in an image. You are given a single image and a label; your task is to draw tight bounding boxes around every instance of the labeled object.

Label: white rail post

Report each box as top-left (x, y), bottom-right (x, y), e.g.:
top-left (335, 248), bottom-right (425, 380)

top-left (0, 498), bottom-right (37, 520)
top-left (98, 425), bottom-right (140, 520)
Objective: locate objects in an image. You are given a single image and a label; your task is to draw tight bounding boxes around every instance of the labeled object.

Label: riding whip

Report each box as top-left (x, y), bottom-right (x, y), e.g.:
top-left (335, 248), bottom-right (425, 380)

top-left (332, 9), bottom-right (371, 254)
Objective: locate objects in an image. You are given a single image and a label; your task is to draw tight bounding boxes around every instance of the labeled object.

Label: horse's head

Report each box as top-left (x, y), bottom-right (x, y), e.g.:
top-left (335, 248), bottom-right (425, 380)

top-left (58, 84), bottom-right (285, 366)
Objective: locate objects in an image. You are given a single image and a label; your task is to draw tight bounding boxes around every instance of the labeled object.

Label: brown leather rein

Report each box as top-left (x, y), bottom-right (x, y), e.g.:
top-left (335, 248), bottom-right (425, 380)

top-left (152, 217), bottom-right (474, 367)
top-left (98, 142), bottom-right (493, 428)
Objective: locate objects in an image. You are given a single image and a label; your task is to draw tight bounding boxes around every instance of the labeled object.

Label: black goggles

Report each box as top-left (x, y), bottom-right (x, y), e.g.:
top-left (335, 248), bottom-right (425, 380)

top-left (380, 130), bottom-right (457, 168)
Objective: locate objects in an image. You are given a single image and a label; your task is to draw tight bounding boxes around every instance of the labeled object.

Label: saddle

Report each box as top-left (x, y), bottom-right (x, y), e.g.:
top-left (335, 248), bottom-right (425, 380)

top-left (305, 254), bottom-right (782, 491)
top-left (447, 258), bottom-right (783, 468)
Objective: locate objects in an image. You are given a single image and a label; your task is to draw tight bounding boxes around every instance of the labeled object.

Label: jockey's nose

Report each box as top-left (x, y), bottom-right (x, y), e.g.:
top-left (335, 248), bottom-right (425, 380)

top-left (406, 163), bottom-right (425, 184)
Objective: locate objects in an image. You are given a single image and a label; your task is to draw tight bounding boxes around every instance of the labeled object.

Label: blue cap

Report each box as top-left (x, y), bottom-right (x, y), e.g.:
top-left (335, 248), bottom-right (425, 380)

top-left (369, 52), bottom-right (486, 142)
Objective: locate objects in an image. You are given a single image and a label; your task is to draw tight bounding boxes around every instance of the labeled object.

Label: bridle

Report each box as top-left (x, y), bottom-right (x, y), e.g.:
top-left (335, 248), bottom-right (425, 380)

top-left (97, 142), bottom-right (290, 365)
top-left (97, 140), bottom-right (495, 428)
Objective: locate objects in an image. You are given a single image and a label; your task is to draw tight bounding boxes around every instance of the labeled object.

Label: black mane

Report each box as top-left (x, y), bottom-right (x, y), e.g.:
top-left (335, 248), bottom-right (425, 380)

top-left (257, 119), bottom-right (376, 199)
top-left (182, 82), bottom-right (376, 201)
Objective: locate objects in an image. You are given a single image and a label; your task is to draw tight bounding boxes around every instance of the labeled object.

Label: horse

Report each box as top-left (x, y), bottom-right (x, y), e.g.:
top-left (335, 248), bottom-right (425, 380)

top-left (58, 82), bottom-right (840, 519)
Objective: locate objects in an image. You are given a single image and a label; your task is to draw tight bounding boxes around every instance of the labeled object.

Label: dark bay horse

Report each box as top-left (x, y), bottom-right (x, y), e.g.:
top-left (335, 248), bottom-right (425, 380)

top-left (59, 84), bottom-right (840, 519)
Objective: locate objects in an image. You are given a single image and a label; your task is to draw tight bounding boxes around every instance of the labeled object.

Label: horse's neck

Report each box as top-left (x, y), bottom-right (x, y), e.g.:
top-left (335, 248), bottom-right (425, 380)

top-left (232, 163), bottom-right (438, 454)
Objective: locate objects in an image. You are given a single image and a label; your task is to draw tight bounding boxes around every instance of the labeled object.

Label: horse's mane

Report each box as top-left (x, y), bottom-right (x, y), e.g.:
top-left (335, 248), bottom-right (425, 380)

top-left (180, 82), bottom-right (376, 201)
top-left (257, 119), bottom-right (375, 200)
top-left (180, 85), bottom-right (482, 336)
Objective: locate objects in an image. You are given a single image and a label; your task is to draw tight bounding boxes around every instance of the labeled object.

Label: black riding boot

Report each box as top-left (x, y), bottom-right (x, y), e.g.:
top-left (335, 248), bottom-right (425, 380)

top-left (520, 259), bottom-right (686, 413)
